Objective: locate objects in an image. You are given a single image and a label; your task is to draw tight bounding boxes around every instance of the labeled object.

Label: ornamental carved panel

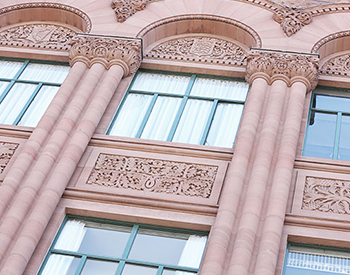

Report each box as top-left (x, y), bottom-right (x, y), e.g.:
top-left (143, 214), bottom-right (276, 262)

top-left (0, 142), bottom-right (19, 174)
top-left (302, 177), bottom-right (350, 214)
top-left (146, 36), bottom-right (247, 66)
top-left (271, 0), bottom-right (350, 8)
top-left (0, 24), bottom-right (76, 51)
top-left (87, 153), bottom-right (218, 198)
top-left (320, 54), bottom-right (350, 76)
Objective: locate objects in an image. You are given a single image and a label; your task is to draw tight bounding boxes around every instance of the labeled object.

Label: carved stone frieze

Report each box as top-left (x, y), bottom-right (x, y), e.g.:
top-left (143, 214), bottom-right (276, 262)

top-left (146, 36), bottom-right (247, 66)
top-left (69, 34), bottom-right (142, 76)
top-left (269, 0), bottom-right (350, 9)
top-left (246, 49), bottom-right (319, 89)
top-left (273, 8), bottom-right (312, 37)
top-left (302, 177), bottom-right (350, 215)
top-left (0, 24), bottom-right (76, 51)
top-left (321, 54), bottom-right (350, 76)
top-left (111, 0), bottom-right (162, 22)
top-left (87, 153), bottom-right (218, 198)
top-left (0, 142), bottom-right (19, 174)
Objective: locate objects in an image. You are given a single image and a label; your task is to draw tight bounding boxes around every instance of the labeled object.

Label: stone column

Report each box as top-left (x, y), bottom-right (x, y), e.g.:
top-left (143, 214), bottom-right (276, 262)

top-left (0, 34), bottom-right (142, 275)
top-left (227, 50), bottom-right (319, 275)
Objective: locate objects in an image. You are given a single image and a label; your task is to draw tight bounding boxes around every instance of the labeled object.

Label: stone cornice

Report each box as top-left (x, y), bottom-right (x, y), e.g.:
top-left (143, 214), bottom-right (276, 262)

top-left (69, 34), bottom-right (142, 76)
top-left (245, 49), bottom-right (319, 90)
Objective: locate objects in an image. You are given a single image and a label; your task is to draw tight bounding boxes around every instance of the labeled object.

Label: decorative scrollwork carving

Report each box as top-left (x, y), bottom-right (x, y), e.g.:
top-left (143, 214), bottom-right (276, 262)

top-left (302, 177), bottom-right (350, 214)
top-left (246, 49), bottom-right (319, 89)
top-left (69, 34), bottom-right (142, 76)
top-left (273, 7), bottom-right (312, 37)
top-left (111, 0), bottom-right (162, 22)
top-left (321, 54), bottom-right (350, 76)
top-left (0, 24), bottom-right (76, 51)
top-left (0, 142), bottom-right (19, 174)
top-left (87, 153), bottom-right (218, 198)
top-left (146, 36), bottom-right (247, 66)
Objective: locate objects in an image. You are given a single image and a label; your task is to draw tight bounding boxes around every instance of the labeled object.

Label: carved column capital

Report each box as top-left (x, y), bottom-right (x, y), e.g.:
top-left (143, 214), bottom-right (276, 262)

top-left (69, 34), bottom-right (142, 76)
top-left (246, 49), bottom-right (319, 90)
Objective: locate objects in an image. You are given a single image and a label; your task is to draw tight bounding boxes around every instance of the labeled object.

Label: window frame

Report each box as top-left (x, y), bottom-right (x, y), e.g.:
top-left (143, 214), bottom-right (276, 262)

top-left (303, 86), bottom-right (350, 160)
top-left (107, 69), bottom-right (248, 147)
top-left (38, 215), bottom-right (208, 275)
top-left (0, 57), bottom-right (69, 126)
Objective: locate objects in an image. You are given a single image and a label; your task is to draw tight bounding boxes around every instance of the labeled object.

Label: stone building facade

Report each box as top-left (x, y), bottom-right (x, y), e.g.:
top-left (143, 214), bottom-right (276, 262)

top-left (0, 0), bottom-right (350, 275)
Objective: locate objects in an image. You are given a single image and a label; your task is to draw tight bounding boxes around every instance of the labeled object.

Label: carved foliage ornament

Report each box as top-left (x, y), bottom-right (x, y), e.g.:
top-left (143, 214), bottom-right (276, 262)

top-left (302, 177), bottom-right (350, 215)
top-left (0, 142), bottom-right (19, 174)
top-left (320, 54), bottom-right (350, 76)
top-left (69, 34), bottom-right (142, 76)
top-left (0, 24), bottom-right (75, 51)
top-left (87, 153), bottom-right (218, 198)
top-left (111, 0), bottom-right (161, 22)
top-left (245, 49), bottom-right (319, 89)
top-left (146, 36), bottom-right (247, 66)
top-left (273, 8), bottom-right (312, 37)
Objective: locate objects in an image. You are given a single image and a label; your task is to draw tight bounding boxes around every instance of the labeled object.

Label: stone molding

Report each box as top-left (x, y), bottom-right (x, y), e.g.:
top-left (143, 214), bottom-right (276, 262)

top-left (87, 153), bottom-right (218, 198)
top-left (320, 53), bottom-right (350, 76)
top-left (245, 49), bottom-right (319, 89)
top-left (312, 30), bottom-right (350, 53)
top-left (0, 142), bottom-right (19, 174)
top-left (111, 0), bottom-right (162, 23)
top-left (146, 36), bottom-right (247, 66)
top-left (0, 2), bottom-right (92, 32)
top-left (273, 8), bottom-right (312, 37)
top-left (302, 176), bottom-right (350, 215)
top-left (69, 34), bottom-right (142, 76)
top-left (137, 14), bottom-right (262, 48)
top-left (0, 23), bottom-right (76, 51)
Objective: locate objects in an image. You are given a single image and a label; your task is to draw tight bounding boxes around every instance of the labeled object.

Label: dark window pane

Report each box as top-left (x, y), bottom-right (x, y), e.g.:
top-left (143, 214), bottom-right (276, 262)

top-left (304, 112), bottom-right (337, 159)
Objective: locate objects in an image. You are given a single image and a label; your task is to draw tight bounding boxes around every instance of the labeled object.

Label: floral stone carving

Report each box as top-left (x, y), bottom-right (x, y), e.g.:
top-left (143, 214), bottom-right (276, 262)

top-left (111, 0), bottom-right (161, 22)
top-left (269, 0), bottom-right (350, 9)
top-left (302, 177), bottom-right (350, 214)
top-left (273, 8), bottom-right (312, 37)
top-left (0, 24), bottom-right (76, 51)
top-left (320, 54), bottom-right (350, 76)
top-left (246, 49), bottom-right (319, 89)
top-left (146, 36), bottom-right (247, 66)
top-left (0, 142), bottom-right (19, 174)
top-left (69, 34), bottom-right (142, 76)
top-left (87, 153), bottom-right (218, 198)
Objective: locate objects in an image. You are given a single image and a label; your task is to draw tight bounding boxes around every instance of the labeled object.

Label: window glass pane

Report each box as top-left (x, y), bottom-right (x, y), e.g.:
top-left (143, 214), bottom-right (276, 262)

top-left (0, 60), bottom-right (23, 78)
top-left (18, 63), bottom-right (70, 83)
top-left (172, 99), bottom-right (212, 144)
top-left (122, 264), bottom-right (158, 275)
top-left (129, 228), bottom-right (188, 266)
top-left (18, 86), bottom-right (59, 127)
top-left (41, 255), bottom-right (80, 275)
top-left (141, 96), bottom-right (182, 140)
top-left (81, 260), bottom-right (119, 275)
top-left (314, 93), bottom-right (350, 113)
top-left (0, 81), bottom-right (9, 94)
top-left (77, 225), bottom-right (132, 258)
top-left (206, 103), bottom-right (244, 147)
top-left (304, 112), bottom-right (337, 159)
top-left (339, 115), bottom-right (350, 161)
top-left (0, 83), bottom-right (36, 124)
top-left (131, 72), bottom-right (190, 95)
top-left (191, 78), bottom-right (248, 100)
top-left (163, 270), bottom-right (197, 275)
top-left (109, 94), bottom-right (153, 137)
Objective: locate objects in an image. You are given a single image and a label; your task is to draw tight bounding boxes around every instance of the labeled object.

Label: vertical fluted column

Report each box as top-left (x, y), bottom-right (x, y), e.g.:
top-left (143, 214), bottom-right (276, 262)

top-left (253, 80), bottom-right (309, 275)
top-left (228, 77), bottom-right (288, 275)
top-left (0, 61), bottom-right (87, 218)
top-left (201, 75), bottom-right (269, 275)
top-left (0, 34), bottom-right (142, 275)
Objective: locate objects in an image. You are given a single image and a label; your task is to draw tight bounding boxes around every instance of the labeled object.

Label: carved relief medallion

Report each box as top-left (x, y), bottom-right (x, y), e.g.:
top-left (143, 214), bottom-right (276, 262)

top-left (302, 177), bottom-right (350, 214)
top-left (87, 153), bottom-right (218, 198)
top-left (111, 0), bottom-right (162, 22)
top-left (146, 36), bottom-right (247, 66)
top-left (0, 142), bottom-right (19, 174)
top-left (0, 24), bottom-right (76, 51)
top-left (320, 54), bottom-right (350, 76)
